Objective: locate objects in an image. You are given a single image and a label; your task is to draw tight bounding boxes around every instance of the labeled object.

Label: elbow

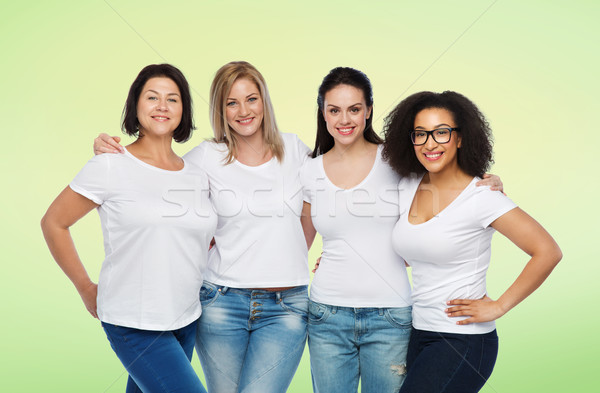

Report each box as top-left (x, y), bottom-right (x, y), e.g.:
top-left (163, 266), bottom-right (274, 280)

top-left (41, 210), bottom-right (63, 238)
top-left (552, 244), bottom-right (563, 266)
top-left (40, 213), bottom-right (50, 235)
top-left (542, 242), bottom-right (563, 269)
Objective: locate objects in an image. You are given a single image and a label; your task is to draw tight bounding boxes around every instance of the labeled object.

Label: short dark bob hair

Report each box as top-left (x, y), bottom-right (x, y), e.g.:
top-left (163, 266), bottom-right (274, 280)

top-left (312, 67), bottom-right (382, 158)
top-left (382, 91), bottom-right (493, 178)
top-left (122, 63), bottom-right (195, 143)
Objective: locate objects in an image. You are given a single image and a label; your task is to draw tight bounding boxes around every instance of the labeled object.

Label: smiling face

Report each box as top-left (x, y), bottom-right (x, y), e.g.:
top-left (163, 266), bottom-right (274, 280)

top-left (136, 77), bottom-right (182, 138)
top-left (323, 84), bottom-right (372, 148)
top-left (225, 77), bottom-right (264, 139)
top-left (413, 107), bottom-right (462, 175)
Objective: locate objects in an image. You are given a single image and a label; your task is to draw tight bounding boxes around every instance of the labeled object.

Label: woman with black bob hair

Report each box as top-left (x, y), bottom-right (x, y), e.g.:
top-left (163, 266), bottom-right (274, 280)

top-left (383, 91), bottom-right (562, 393)
top-left (42, 64), bottom-right (215, 393)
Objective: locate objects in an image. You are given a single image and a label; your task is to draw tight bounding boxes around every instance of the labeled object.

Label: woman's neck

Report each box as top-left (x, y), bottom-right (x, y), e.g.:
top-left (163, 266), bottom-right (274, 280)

top-left (126, 132), bottom-right (182, 170)
top-left (328, 137), bottom-right (375, 161)
top-left (234, 130), bottom-right (272, 166)
top-left (425, 165), bottom-right (472, 190)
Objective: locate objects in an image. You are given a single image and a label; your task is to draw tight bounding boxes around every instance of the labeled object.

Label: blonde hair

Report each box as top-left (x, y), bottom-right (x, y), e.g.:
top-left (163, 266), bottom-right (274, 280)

top-left (210, 61), bottom-right (284, 164)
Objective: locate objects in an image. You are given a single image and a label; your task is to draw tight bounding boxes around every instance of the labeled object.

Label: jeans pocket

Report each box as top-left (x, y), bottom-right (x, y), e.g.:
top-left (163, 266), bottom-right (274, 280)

top-left (308, 300), bottom-right (331, 325)
top-left (199, 282), bottom-right (220, 308)
top-left (384, 306), bottom-right (412, 330)
top-left (280, 292), bottom-right (309, 321)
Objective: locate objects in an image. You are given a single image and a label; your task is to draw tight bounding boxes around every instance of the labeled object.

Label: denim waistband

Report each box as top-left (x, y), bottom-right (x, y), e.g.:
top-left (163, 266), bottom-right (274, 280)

top-left (204, 282), bottom-right (308, 300)
top-left (310, 300), bottom-right (412, 314)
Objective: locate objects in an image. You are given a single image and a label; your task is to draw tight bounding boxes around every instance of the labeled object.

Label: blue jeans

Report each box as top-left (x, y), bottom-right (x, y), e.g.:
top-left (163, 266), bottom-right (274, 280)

top-left (399, 328), bottom-right (499, 393)
top-left (195, 282), bottom-right (308, 393)
top-left (102, 320), bottom-right (207, 393)
top-left (308, 300), bottom-right (412, 393)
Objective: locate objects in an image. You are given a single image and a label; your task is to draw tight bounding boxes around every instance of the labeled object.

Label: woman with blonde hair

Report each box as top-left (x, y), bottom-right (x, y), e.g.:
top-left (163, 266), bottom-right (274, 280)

top-left (95, 61), bottom-right (314, 393)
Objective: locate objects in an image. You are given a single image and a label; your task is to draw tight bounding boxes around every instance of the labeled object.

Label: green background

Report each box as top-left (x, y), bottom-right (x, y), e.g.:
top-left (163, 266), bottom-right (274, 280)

top-left (1, 1), bottom-right (597, 392)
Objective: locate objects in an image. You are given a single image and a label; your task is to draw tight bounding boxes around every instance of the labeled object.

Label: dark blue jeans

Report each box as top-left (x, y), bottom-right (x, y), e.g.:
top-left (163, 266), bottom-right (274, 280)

top-left (399, 328), bottom-right (498, 393)
top-left (102, 320), bottom-right (207, 393)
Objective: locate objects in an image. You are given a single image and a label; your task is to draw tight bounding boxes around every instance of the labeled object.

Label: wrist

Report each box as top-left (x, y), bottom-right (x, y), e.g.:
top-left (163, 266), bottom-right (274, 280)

top-left (495, 298), bottom-right (511, 317)
top-left (74, 278), bottom-right (95, 293)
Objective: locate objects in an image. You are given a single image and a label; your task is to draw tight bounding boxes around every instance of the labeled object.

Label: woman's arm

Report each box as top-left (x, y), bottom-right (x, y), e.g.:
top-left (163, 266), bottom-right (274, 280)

top-left (446, 207), bottom-right (562, 324)
top-left (93, 133), bottom-right (124, 154)
top-left (301, 201), bottom-right (317, 250)
top-left (41, 187), bottom-right (100, 318)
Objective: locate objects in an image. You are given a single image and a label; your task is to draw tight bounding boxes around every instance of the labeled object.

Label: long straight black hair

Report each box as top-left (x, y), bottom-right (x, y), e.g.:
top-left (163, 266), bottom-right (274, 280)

top-left (312, 67), bottom-right (382, 158)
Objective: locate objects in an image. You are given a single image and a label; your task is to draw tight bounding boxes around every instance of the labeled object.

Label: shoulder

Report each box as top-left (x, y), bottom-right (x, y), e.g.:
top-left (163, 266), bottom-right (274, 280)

top-left (469, 177), bottom-right (517, 224)
top-left (299, 155), bottom-right (320, 179)
top-left (82, 151), bottom-right (121, 171)
top-left (184, 140), bottom-right (227, 163)
top-left (470, 177), bottom-right (503, 199)
top-left (280, 132), bottom-right (311, 164)
top-left (281, 132), bottom-right (308, 150)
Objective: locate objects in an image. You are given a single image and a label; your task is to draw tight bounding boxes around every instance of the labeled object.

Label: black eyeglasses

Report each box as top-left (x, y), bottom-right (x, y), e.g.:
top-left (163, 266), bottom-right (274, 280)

top-left (410, 128), bottom-right (459, 146)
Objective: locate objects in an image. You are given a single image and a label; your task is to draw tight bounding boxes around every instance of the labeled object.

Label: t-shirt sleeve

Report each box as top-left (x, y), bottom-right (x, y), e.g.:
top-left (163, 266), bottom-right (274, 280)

top-left (475, 187), bottom-right (518, 228)
top-left (299, 159), bottom-right (313, 204)
top-left (293, 134), bottom-right (312, 165)
top-left (69, 154), bottom-right (110, 205)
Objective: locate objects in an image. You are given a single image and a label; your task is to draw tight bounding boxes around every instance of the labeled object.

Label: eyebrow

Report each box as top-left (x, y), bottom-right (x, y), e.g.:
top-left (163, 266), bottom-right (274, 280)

top-left (414, 123), bottom-right (453, 129)
top-left (145, 89), bottom-right (180, 97)
top-left (227, 92), bottom-right (259, 101)
top-left (326, 102), bottom-right (363, 108)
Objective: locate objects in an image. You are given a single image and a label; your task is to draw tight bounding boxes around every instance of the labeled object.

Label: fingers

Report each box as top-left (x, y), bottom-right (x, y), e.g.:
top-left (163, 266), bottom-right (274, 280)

top-left (94, 133), bottom-right (124, 154)
top-left (312, 256), bottom-right (322, 273)
top-left (447, 299), bottom-right (472, 306)
top-left (456, 317), bottom-right (474, 325)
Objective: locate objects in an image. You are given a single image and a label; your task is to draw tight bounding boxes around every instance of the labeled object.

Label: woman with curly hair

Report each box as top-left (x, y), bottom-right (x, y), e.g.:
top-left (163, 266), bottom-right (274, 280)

top-left (382, 91), bottom-right (562, 393)
top-left (301, 70), bottom-right (503, 393)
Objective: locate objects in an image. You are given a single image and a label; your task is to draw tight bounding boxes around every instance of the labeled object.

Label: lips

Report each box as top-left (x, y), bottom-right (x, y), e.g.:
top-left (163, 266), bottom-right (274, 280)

top-left (337, 126), bottom-right (355, 135)
top-left (423, 152), bottom-right (443, 161)
top-left (237, 117), bottom-right (255, 125)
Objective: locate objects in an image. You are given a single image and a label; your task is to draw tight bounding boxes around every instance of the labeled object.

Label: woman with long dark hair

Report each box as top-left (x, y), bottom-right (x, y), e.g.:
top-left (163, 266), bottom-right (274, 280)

top-left (301, 69), bottom-right (502, 392)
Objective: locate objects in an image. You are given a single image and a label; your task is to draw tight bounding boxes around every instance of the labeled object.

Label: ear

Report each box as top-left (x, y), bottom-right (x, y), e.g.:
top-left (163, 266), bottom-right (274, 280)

top-left (457, 132), bottom-right (462, 148)
top-left (366, 105), bottom-right (373, 119)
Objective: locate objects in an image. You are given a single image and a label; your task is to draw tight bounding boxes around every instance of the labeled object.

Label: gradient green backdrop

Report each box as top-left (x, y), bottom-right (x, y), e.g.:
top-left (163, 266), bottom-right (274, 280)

top-left (1, 1), bottom-right (597, 392)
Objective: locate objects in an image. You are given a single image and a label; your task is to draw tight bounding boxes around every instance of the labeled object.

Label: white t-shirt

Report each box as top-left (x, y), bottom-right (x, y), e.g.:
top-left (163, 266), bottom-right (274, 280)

top-left (69, 148), bottom-right (217, 331)
top-left (392, 175), bottom-right (517, 334)
top-left (184, 133), bottom-right (311, 288)
top-left (300, 145), bottom-right (412, 308)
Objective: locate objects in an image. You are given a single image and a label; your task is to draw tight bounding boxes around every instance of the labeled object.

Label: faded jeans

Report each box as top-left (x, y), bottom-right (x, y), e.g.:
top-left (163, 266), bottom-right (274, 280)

top-left (196, 282), bottom-right (308, 393)
top-left (308, 300), bottom-right (412, 393)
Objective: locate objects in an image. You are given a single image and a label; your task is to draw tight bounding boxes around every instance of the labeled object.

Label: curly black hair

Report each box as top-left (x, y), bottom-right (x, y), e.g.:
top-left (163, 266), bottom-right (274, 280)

top-left (312, 67), bottom-right (382, 158)
top-left (382, 91), bottom-right (493, 177)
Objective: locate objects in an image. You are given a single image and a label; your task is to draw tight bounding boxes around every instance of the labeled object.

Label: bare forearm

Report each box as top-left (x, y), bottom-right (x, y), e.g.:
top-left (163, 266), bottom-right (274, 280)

top-left (41, 220), bottom-right (93, 291)
top-left (497, 246), bottom-right (562, 314)
top-left (301, 202), bottom-right (317, 249)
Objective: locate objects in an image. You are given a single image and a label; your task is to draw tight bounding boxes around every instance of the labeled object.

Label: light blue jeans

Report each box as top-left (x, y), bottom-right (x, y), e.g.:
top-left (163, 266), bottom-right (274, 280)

top-left (196, 282), bottom-right (308, 393)
top-left (308, 300), bottom-right (412, 393)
